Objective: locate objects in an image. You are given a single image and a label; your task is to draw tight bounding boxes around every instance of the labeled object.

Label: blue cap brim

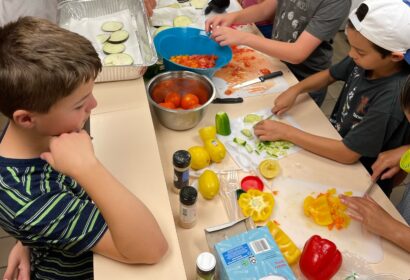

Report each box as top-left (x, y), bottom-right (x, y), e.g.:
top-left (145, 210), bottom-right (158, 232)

top-left (405, 49), bottom-right (410, 65)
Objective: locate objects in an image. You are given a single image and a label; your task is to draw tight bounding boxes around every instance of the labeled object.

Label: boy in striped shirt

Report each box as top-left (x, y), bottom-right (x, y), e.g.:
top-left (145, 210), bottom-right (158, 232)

top-left (0, 17), bottom-right (168, 280)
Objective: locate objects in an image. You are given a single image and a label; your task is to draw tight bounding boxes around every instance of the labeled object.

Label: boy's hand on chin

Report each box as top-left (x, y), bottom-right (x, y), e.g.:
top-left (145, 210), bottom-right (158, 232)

top-left (41, 130), bottom-right (99, 179)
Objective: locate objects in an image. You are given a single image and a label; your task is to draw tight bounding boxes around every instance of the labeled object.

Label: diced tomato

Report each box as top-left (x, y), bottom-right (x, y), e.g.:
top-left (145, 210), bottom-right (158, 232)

top-left (170, 55), bottom-right (218, 69)
top-left (260, 68), bottom-right (271, 75)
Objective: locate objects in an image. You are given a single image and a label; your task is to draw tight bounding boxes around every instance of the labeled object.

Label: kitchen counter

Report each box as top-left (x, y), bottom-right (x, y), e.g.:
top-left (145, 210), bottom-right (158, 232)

top-left (91, 78), bottom-right (187, 280)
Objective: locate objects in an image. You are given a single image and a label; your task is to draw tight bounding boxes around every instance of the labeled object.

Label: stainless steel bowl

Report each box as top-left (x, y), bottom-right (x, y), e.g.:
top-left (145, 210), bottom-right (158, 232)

top-left (146, 71), bottom-right (216, 131)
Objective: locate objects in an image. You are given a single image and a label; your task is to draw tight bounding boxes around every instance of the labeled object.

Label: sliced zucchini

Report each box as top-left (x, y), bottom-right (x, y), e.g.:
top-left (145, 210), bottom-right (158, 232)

top-left (244, 114), bottom-right (262, 123)
top-left (108, 30), bottom-right (129, 44)
top-left (173, 15), bottom-right (193, 27)
top-left (103, 53), bottom-right (134, 66)
top-left (154, 26), bottom-right (172, 37)
top-left (233, 137), bottom-right (246, 146)
top-left (101, 21), bottom-right (123, 32)
top-left (191, 0), bottom-right (207, 9)
top-left (241, 128), bottom-right (253, 139)
top-left (245, 143), bottom-right (253, 153)
top-left (97, 34), bottom-right (110, 44)
top-left (103, 43), bottom-right (125, 54)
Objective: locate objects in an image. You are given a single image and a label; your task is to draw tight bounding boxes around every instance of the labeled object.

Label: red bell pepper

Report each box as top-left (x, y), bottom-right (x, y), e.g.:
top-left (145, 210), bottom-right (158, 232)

top-left (299, 235), bottom-right (342, 280)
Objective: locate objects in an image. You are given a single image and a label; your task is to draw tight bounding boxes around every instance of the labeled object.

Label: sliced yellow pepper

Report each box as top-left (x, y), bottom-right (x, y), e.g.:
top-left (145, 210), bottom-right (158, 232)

top-left (238, 189), bottom-right (274, 222)
top-left (303, 188), bottom-right (351, 230)
top-left (267, 221), bottom-right (301, 265)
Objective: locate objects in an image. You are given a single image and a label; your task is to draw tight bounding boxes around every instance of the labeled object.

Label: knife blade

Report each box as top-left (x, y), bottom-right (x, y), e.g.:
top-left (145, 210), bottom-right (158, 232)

top-left (232, 70), bottom-right (283, 89)
top-left (212, 97), bottom-right (243, 104)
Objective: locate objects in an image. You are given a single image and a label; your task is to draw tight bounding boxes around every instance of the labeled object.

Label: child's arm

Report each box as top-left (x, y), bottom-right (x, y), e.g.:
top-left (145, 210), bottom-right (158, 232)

top-left (3, 241), bottom-right (30, 280)
top-left (205, 0), bottom-right (277, 32)
top-left (41, 131), bottom-right (168, 264)
top-left (253, 120), bottom-right (361, 164)
top-left (272, 69), bottom-right (336, 115)
top-left (371, 145), bottom-right (410, 181)
top-left (341, 195), bottom-right (410, 253)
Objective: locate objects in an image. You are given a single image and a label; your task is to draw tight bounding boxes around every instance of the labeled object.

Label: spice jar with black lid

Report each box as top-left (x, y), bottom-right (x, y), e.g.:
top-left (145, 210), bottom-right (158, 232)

top-left (172, 150), bottom-right (191, 194)
top-left (179, 186), bottom-right (197, 228)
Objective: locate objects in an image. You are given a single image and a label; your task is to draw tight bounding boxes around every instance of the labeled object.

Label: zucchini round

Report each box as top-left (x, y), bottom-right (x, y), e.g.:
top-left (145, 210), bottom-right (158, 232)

top-left (173, 15), bottom-right (193, 27)
top-left (102, 43), bottom-right (125, 54)
top-left (101, 21), bottom-right (123, 32)
top-left (108, 30), bottom-right (129, 44)
top-left (97, 34), bottom-right (110, 44)
top-left (103, 53), bottom-right (134, 66)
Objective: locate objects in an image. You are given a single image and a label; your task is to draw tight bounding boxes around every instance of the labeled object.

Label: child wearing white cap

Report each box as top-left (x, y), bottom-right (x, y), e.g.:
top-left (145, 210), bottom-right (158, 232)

top-left (255, 0), bottom-right (410, 196)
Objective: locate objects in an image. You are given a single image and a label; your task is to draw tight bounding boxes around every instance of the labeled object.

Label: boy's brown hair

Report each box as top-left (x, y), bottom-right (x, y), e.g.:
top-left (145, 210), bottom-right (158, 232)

top-left (0, 17), bottom-right (102, 119)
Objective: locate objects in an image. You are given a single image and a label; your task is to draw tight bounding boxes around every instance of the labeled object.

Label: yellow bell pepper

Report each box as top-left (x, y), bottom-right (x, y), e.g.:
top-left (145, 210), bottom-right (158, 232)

top-left (303, 188), bottom-right (351, 230)
top-left (267, 221), bottom-right (301, 265)
top-left (238, 189), bottom-right (274, 222)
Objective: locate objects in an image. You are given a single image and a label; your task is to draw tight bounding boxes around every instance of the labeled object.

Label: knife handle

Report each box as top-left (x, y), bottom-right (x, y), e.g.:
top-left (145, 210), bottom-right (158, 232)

top-left (212, 97), bottom-right (244, 104)
top-left (259, 70), bottom-right (283, 82)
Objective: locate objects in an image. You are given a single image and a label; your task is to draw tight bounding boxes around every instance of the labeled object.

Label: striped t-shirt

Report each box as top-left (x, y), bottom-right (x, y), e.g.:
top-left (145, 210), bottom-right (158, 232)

top-left (0, 156), bottom-right (108, 280)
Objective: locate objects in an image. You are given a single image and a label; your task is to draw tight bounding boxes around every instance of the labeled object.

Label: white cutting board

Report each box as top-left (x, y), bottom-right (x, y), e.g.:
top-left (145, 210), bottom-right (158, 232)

top-left (270, 177), bottom-right (383, 264)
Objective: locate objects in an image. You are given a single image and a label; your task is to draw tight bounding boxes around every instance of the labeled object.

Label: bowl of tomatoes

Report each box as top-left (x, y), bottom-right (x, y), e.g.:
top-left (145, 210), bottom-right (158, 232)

top-left (146, 71), bottom-right (216, 130)
top-left (154, 27), bottom-right (232, 77)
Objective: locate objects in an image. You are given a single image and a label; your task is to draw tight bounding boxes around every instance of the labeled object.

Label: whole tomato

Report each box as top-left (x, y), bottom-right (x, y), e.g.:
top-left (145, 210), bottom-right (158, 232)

top-left (165, 92), bottom-right (181, 107)
top-left (158, 102), bottom-right (176, 109)
top-left (181, 93), bottom-right (200, 109)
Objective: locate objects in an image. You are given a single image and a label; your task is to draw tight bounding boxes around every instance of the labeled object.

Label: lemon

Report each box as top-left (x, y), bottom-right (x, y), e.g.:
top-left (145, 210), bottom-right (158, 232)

top-left (188, 146), bottom-right (211, 170)
top-left (198, 170), bottom-right (220, 199)
top-left (258, 159), bottom-right (280, 179)
top-left (400, 149), bottom-right (410, 173)
top-left (204, 138), bottom-right (226, 163)
top-left (198, 126), bottom-right (217, 143)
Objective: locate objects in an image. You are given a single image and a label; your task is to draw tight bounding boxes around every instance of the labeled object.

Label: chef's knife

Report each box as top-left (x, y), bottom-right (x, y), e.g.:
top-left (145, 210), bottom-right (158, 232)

top-left (232, 70), bottom-right (283, 89)
top-left (212, 97), bottom-right (243, 104)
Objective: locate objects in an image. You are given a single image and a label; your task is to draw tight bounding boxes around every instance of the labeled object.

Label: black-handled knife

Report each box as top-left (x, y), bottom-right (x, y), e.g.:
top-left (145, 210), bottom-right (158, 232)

top-left (232, 70), bottom-right (283, 89)
top-left (212, 97), bottom-right (244, 104)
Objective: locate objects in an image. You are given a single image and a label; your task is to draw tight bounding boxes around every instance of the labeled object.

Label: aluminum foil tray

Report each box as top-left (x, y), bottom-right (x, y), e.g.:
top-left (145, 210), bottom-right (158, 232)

top-left (58, 0), bottom-right (157, 83)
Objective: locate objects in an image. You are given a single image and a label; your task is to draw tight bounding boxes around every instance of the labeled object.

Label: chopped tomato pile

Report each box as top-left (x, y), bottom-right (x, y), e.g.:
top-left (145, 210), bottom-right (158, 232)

top-left (170, 55), bottom-right (218, 69)
top-left (303, 188), bottom-right (352, 230)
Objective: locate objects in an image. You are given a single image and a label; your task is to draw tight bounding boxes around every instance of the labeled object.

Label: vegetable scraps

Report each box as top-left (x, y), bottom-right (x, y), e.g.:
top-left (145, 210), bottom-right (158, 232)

top-left (303, 188), bottom-right (352, 230)
top-left (299, 235), bottom-right (342, 280)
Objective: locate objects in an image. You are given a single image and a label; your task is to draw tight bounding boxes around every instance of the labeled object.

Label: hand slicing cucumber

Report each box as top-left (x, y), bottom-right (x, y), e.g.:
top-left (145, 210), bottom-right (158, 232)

top-left (101, 21), bottom-right (123, 32)
top-left (103, 53), bottom-right (134, 66)
top-left (108, 30), bottom-right (129, 43)
top-left (103, 43), bottom-right (125, 54)
top-left (173, 15), bottom-right (193, 27)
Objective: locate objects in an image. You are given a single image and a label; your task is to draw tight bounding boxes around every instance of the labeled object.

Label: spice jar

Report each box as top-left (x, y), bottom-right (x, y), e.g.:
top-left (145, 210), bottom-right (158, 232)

top-left (172, 150), bottom-right (191, 194)
top-left (179, 186), bottom-right (197, 228)
top-left (196, 252), bottom-right (216, 280)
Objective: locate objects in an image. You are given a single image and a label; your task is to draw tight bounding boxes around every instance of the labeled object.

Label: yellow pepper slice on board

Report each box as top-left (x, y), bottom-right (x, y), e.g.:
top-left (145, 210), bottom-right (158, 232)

top-left (303, 189), bottom-right (351, 230)
top-left (267, 221), bottom-right (301, 265)
top-left (238, 189), bottom-right (274, 222)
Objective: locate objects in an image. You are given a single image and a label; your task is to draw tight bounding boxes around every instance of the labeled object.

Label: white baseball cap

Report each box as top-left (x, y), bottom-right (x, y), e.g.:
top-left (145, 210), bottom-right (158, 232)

top-left (349, 0), bottom-right (410, 64)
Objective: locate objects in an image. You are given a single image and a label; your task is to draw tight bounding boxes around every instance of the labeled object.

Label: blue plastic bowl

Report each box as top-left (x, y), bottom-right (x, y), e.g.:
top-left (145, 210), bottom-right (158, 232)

top-left (154, 27), bottom-right (232, 77)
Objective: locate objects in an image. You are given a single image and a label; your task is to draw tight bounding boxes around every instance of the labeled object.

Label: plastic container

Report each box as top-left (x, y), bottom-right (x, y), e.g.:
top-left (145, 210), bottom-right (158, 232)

top-left (154, 27), bottom-right (232, 77)
top-left (196, 252), bottom-right (216, 280)
top-left (57, 0), bottom-right (157, 82)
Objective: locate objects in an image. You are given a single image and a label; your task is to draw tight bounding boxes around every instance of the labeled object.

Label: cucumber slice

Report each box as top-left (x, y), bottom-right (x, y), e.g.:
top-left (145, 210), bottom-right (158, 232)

top-left (102, 43), bottom-right (125, 54)
top-left (215, 111), bottom-right (231, 136)
top-left (241, 128), bottom-right (253, 138)
top-left (101, 21), bottom-right (123, 32)
top-left (191, 0), bottom-right (207, 9)
top-left (108, 30), bottom-right (129, 44)
top-left (103, 53), bottom-right (134, 66)
top-left (233, 137), bottom-right (246, 146)
top-left (173, 15), bottom-right (193, 27)
top-left (97, 34), bottom-right (110, 44)
top-left (245, 143), bottom-right (253, 153)
top-left (244, 114), bottom-right (262, 123)
top-left (154, 26), bottom-right (172, 37)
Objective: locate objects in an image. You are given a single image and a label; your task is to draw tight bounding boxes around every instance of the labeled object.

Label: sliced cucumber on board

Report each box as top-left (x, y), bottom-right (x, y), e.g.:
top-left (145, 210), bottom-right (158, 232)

top-left (191, 0), bottom-right (207, 9)
top-left (97, 34), bottom-right (110, 44)
top-left (103, 53), bottom-right (134, 66)
top-left (103, 43), bottom-right (125, 54)
top-left (101, 21), bottom-right (123, 32)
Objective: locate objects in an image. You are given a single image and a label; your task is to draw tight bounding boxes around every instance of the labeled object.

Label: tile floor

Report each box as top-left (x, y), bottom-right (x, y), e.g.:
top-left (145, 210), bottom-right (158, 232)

top-left (0, 31), bottom-right (408, 274)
